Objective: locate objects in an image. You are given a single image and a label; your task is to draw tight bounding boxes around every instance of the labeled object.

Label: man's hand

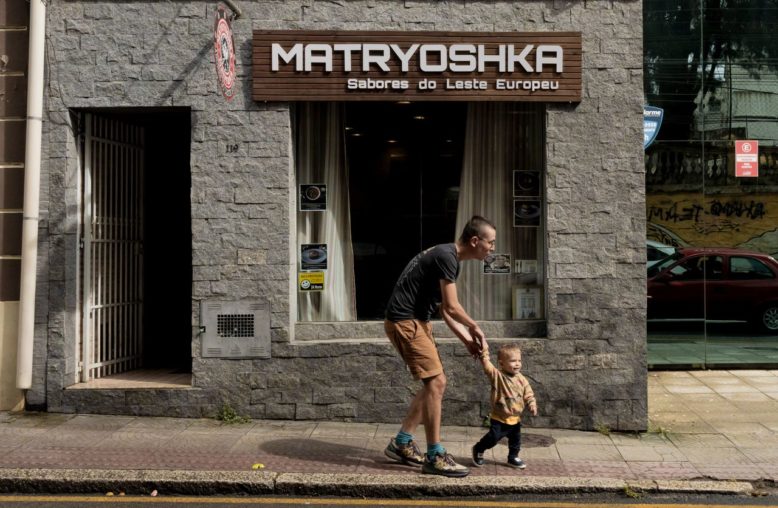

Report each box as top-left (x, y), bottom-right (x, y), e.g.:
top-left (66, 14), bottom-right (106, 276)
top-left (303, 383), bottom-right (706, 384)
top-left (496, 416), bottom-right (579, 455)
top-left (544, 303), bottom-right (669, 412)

top-left (469, 324), bottom-right (485, 349)
top-left (463, 338), bottom-right (481, 358)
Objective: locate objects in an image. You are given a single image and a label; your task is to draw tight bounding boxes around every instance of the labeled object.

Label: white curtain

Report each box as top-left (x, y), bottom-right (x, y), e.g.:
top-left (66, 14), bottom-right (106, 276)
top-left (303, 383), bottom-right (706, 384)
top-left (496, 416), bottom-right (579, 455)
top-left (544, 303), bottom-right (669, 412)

top-left (294, 103), bottom-right (357, 321)
top-left (455, 103), bottom-right (544, 320)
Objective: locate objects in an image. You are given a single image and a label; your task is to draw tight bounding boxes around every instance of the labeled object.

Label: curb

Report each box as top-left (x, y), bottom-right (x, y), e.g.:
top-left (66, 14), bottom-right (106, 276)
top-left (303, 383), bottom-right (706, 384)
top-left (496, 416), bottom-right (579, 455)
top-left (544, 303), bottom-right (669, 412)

top-left (0, 469), bottom-right (754, 497)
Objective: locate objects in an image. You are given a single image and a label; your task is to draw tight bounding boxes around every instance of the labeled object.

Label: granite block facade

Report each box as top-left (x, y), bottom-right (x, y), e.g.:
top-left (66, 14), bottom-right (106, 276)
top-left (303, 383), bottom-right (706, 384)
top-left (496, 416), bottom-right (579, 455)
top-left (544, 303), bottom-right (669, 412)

top-left (32, 0), bottom-right (647, 431)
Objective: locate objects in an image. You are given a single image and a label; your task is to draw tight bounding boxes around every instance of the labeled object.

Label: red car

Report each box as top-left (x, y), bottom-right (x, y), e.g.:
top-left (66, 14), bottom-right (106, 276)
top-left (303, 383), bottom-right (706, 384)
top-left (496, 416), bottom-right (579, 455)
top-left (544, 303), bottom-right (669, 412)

top-left (647, 247), bottom-right (778, 332)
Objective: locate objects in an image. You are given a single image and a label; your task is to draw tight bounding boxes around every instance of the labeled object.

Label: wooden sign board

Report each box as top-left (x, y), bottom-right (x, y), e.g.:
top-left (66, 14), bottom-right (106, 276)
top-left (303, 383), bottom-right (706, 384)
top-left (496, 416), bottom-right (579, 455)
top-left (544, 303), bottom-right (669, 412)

top-left (252, 30), bottom-right (581, 102)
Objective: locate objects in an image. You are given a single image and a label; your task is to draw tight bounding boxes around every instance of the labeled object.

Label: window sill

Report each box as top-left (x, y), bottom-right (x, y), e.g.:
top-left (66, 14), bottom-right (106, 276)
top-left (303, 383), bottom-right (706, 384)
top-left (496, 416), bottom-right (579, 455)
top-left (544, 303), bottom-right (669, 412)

top-left (293, 320), bottom-right (545, 341)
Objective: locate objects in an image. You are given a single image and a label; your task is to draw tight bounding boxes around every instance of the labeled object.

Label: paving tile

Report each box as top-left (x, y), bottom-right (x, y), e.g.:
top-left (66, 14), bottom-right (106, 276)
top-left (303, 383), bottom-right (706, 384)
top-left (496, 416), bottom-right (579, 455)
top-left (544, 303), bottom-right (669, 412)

top-left (561, 460), bottom-right (636, 480)
top-left (616, 444), bottom-right (687, 462)
top-left (757, 465), bottom-right (778, 482)
top-left (520, 444), bottom-right (561, 460)
top-left (94, 430), bottom-right (175, 450)
top-left (730, 370), bottom-right (777, 377)
top-left (310, 422), bottom-right (378, 439)
top-left (549, 429), bottom-right (613, 445)
top-left (556, 443), bottom-right (623, 462)
top-left (710, 422), bottom-right (773, 435)
top-left (248, 420), bottom-right (318, 437)
top-left (738, 447), bottom-right (778, 462)
top-left (627, 461), bottom-right (700, 480)
top-left (664, 385), bottom-right (715, 394)
top-left (694, 464), bottom-right (771, 481)
top-left (55, 414), bottom-right (137, 432)
top-left (720, 391), bottom-right (773, 402)
top-left (677, 446), bottom-right (752, 465)
top-left (122, 417), bottom-right (194, 431)
top-left (650, 418), bottom-right (718, 434)
top-left (666, 433), bottom-right (734, 448)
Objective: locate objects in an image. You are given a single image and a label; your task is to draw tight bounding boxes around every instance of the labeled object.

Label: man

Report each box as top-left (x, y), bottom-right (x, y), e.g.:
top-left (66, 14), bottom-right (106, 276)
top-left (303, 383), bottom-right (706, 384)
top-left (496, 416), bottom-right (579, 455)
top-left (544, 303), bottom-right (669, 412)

top-left (383, 215), bottom-right (496, 477)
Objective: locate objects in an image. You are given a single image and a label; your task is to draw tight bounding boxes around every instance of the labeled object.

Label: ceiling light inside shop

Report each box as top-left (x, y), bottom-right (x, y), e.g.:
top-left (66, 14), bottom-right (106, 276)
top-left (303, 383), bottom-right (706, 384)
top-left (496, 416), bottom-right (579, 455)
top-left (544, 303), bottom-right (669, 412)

top-left (351, 132), bottom-right (362, 137)
top-left (387, 139), bottom-right (397, 144)
top-left (413, 115), bottom-right (425, 120)
top-left (396, 100), bottom-right (411, 104)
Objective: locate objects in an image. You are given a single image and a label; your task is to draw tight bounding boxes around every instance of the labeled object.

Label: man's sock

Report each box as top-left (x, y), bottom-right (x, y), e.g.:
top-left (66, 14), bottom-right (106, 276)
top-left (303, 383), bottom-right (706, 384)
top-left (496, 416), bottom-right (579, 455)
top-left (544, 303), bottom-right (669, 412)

top-left (427, 442), bottom-right (445, 460)
top-left (395, 430), bottom-right (413, 445)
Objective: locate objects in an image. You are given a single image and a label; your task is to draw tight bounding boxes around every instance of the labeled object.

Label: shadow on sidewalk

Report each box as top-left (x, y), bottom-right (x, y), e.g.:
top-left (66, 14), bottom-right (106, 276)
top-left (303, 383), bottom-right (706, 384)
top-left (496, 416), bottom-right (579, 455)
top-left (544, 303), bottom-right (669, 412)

top-left (256, 434), bottom-right (555, 471)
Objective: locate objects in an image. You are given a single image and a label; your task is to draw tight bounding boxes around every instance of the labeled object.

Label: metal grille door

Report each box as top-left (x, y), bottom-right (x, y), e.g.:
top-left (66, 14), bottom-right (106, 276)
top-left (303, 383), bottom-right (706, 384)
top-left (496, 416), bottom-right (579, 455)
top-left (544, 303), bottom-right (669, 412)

top-left (81, 113), bottom-right (144, 381)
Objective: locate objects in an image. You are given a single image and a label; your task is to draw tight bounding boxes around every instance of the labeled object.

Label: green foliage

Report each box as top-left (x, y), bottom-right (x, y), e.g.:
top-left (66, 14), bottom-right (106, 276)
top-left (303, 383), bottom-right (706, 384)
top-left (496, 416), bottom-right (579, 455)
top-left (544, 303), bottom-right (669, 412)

top-left (647, 423), bottom-right (670, 439)
top-left (215, 403), bottom-right (251, 424)
top-left (623, 485), bottom-right (643, 499)
top-left (594, 423), bottom-right (611, 436)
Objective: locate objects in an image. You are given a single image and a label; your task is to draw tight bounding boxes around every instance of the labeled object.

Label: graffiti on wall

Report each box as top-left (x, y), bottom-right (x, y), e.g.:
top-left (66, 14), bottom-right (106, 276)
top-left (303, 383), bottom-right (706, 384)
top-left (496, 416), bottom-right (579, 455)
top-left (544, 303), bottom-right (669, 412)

top-left (646, 193), bottom-right (778, 255)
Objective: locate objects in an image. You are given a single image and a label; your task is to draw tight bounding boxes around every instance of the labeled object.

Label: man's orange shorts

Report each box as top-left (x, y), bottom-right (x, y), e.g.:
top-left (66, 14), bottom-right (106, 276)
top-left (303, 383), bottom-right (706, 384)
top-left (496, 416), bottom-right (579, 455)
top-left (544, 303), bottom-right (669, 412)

top-left (384, 319), bottom-right (443, 380)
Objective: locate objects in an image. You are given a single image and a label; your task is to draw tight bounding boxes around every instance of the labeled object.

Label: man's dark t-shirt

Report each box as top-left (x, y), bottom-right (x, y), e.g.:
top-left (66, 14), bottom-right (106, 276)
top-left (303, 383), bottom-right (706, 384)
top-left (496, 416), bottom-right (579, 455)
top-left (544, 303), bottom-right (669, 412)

top-left (385, 243), bottom-right (460, 322)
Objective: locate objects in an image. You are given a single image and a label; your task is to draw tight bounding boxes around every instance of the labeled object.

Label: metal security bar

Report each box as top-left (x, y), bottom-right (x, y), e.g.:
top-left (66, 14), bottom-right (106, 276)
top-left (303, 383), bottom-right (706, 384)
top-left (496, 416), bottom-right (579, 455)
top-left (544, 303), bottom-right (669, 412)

top-left (81, 113), bottom-right (144, 381)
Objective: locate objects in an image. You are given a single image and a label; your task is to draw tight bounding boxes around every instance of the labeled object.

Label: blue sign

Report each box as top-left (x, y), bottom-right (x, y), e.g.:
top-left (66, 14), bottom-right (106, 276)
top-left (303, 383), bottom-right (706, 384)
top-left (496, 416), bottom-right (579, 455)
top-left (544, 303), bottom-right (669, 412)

top-left (644, 106), bottom-right (663, 149)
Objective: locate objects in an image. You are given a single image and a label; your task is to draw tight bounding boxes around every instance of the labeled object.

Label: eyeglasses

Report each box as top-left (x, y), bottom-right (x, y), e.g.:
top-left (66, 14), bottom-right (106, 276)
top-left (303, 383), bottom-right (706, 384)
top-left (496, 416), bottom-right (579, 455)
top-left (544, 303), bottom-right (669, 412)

top-left (478, 237), bottom-right (496, 247)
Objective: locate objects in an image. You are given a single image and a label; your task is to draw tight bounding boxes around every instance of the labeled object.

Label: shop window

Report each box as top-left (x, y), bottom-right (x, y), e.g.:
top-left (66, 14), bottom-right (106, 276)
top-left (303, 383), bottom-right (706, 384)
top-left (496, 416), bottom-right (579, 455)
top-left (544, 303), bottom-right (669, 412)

top-left (293, 102), bottom-right (545, 322)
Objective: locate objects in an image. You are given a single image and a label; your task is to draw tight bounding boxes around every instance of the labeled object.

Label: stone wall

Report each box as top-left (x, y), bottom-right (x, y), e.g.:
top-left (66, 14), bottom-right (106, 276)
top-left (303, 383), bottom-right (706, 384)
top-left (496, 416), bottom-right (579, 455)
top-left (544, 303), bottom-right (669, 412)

top-left (36, 0), bottom-right (646, 431)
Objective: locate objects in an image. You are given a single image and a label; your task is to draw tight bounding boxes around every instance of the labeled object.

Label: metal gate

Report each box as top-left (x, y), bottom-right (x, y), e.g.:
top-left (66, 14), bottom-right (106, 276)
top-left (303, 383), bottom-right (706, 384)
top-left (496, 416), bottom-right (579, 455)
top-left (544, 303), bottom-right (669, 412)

top-left (80, 113), bottom-right (144, 381)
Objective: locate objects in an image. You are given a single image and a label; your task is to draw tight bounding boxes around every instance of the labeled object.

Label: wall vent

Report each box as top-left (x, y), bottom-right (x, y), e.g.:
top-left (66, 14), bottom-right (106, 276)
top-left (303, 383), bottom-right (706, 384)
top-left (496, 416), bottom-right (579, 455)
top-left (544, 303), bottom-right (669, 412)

top-left (200, 300), bottom-right (271, 358)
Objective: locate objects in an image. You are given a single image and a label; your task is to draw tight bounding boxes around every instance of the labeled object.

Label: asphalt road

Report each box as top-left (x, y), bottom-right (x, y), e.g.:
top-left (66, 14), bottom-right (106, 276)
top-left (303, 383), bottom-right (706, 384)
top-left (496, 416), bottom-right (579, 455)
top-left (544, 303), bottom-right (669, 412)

top-left (1, 494), bottom-right (778, 508)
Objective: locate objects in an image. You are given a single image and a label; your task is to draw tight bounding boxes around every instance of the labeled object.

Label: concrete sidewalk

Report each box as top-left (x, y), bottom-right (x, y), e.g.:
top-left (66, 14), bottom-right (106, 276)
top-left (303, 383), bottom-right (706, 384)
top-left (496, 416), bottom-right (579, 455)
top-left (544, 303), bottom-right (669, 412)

top-left (0, 370), bottom-right (776, 497)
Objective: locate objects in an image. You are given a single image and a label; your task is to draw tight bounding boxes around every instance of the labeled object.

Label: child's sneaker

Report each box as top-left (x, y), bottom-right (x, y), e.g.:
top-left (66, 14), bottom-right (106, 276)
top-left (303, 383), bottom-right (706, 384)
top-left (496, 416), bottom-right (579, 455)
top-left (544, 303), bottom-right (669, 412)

top-left (384, 439), bottom-right (424, 465)
top-left (507, 456), bottom-right (526, 469)
top-left (471, 445), bottom-right (484, 467)
top-left (422, 452), bottom-right (470, 477)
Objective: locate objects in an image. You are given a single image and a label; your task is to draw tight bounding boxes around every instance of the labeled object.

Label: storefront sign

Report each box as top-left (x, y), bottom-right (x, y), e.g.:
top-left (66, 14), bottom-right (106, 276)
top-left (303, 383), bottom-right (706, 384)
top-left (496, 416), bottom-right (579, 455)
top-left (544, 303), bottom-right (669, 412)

top-left (735, 140), bottom-right (759, 177)
top-left (643, 106), bottom-right (663, 149)
top-left (213, 4), bottom-right (237, 101)
top-left (252, 30), bottom-right (581, 102)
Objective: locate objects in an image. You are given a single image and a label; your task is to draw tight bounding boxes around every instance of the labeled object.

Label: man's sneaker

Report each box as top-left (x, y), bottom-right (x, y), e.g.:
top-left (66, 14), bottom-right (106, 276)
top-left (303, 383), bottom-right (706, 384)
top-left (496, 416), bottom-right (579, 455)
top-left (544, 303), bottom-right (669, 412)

top-left (507, 456), bottom-right (526, 469)
top-left (384, 439), bottom-right (424, 465)
top-left (471, 445), bottom-right (484, 467)
top-left (422, 452), bottom-right (470, 477)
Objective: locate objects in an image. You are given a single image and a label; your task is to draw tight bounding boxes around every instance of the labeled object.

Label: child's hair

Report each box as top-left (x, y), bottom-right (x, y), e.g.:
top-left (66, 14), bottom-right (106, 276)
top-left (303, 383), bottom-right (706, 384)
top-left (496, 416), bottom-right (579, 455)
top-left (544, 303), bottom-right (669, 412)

top-left (497, 343), bottom-right (522, 361)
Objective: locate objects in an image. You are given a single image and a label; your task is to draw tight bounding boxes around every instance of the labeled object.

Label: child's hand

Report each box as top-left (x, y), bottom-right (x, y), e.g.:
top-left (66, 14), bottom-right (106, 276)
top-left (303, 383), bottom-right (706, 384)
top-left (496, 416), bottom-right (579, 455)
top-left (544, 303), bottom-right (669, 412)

top-left (479, 340), bottom-right (490, 359)
top-left (530, 404), bottom-right (538, 417)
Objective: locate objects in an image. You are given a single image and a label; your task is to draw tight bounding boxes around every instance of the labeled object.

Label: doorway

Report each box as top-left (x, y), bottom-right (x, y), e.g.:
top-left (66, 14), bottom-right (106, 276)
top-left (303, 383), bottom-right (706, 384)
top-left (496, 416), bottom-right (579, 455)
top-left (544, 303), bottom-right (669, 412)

top-left (78, 109), bottom-right (192, 382)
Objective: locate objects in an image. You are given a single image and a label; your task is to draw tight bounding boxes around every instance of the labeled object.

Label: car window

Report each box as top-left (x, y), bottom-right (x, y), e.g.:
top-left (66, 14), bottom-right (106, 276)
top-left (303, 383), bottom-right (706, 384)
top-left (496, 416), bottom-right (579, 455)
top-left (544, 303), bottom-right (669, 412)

top-left (648, 251), bottom-right (683, 278)
top-left (729, 256), bottom-right (775, 280)
top-left (668, 257), bottom-right (705, 280)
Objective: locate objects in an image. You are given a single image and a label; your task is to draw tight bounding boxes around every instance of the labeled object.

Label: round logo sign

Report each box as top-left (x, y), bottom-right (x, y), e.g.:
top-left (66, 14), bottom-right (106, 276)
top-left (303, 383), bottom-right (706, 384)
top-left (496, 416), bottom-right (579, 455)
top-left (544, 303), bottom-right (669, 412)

top-left (213, 4), bottom-right (236, 101)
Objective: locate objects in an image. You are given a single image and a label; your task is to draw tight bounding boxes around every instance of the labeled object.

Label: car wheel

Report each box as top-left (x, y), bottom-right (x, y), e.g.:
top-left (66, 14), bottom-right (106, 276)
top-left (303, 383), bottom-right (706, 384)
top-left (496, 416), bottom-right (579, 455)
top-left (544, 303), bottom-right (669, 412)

top-left (759, 304), bottom-right (778, 333)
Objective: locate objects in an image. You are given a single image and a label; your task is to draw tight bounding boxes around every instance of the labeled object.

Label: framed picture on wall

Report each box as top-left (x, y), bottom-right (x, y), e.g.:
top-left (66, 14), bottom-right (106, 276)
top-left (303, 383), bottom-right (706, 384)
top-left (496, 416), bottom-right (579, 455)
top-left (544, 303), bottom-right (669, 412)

top-left (514, 199), bottom-right (541, 227)
top-left (515, 259), bottom-right (538, 274)
top-left (300, 184), bottom-right (327, 211)
top-left (483, 253), bottom-right (511, 274)
top-left (513, 286), bottom-right (542, 320)
top-left (513, 170), bottom-right (540, 198)
top-left (301, 243), bottom-right (327, 271)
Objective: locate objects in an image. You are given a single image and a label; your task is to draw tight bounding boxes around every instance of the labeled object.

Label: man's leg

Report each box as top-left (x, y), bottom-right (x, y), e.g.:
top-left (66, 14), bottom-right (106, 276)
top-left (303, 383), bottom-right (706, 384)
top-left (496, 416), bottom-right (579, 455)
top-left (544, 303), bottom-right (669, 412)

top-left (419, 372), bottom-right (446, 447)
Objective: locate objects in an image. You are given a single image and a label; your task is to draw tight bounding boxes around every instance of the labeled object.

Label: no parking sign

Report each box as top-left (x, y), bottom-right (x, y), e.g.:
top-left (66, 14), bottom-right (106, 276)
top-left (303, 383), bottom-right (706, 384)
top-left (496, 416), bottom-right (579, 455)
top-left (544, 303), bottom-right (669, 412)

top-left (735, 140), bottom-right (759, 177)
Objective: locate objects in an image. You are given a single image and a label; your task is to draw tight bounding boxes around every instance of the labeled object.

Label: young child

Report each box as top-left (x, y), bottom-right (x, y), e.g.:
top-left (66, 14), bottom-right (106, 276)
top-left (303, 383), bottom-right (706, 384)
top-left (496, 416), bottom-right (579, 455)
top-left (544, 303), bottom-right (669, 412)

top-left (472, 343), bottom-right (538, 469)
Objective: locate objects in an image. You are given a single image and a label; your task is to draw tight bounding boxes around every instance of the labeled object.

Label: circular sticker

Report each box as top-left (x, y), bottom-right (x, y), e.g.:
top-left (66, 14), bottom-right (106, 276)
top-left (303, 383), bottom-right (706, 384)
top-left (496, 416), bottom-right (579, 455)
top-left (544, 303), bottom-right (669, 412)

top-left (213, 4), bottom-right (236, 101)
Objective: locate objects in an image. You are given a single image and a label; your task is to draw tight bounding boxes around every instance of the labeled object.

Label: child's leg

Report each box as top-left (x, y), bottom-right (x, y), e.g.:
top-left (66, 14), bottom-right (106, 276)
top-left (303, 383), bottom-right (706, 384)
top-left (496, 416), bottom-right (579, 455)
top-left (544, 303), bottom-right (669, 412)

top-left (474, 419), bottom-right (509, 453)
top-left (507, 423), bottom-right (522, 459)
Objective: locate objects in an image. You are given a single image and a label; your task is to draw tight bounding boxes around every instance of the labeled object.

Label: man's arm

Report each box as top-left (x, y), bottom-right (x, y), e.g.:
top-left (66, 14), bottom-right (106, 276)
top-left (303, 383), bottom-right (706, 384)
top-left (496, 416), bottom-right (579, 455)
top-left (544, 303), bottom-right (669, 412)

top-left (440, 279), bottom-right (485, 347)
top-left (440, 306), bottom-right (482, 358)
